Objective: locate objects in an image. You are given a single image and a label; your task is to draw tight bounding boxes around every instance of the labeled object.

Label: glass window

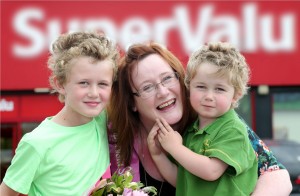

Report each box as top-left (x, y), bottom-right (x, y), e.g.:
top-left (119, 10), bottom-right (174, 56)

top-left (22, 122), bottom-right (39, 135)
top-left (1, 124), bottom-right (14, 182)
top-left (0, 122), bottom-right (40, 182)
top-left (236, 93), bottom-right (252, 127)
top-left (273, 92), bottom-right (300, 143)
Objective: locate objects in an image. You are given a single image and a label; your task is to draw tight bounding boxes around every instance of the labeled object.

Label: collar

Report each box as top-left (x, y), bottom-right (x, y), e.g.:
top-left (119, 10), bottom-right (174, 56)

top-left (187, 109), bottom-right (236, 135)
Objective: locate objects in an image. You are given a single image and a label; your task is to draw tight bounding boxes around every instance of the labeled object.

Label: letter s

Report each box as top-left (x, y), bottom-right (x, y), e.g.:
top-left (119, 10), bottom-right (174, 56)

top-left (13, 8), bottom-right (45, 58)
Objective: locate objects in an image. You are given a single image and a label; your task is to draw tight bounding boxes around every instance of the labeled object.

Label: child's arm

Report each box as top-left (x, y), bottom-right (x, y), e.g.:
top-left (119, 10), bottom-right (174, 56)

top-left (147, 124), bottom-right (177, 186)
top-left (156, 118), bottom-right (228, 181)
top-left (0, 182), bottom-right (20, 196)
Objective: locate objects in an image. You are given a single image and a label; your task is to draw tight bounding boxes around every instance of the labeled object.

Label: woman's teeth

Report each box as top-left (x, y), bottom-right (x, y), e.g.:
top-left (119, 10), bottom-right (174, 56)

top-left (158, 99), bottom-right (175, 109)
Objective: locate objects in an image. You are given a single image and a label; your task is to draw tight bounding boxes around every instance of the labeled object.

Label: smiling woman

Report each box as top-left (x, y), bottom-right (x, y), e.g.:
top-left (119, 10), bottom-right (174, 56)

top-left (108, 42), bottom-right (191, 196)
top-left (108, 42), bottom-right (292, 196)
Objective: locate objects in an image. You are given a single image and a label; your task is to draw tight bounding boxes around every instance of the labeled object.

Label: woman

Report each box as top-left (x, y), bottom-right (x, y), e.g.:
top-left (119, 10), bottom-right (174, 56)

top-left (108, 42), bottom-right (292, 195)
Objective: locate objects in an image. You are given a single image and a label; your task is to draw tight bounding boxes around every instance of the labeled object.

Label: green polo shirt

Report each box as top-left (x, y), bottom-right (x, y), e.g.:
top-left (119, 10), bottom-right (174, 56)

top-left (176, 109), bottom-right (258, 196)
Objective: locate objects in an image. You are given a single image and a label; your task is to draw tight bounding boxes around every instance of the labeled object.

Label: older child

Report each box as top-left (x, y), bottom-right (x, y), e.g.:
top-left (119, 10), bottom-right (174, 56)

top-left (148, 42), bottom-right (258, 195)
top-left (0, 31), bottom-right (119, 196)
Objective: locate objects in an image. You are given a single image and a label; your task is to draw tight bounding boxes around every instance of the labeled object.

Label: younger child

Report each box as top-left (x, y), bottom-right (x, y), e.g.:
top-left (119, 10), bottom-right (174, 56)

top-left (148, 42), bottom-right (258, 195)
top-left (0, 31), bottom-right (119, 195)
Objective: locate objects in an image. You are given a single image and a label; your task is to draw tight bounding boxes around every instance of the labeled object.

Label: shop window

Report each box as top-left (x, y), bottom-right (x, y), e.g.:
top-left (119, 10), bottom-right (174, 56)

top-left (22, 122), bottom-right (40, 135)
top-left (1, 122), bottom-right (39, 182)
top-left (1, 124), bottom-right (14, 182)
top-left (236, 93), bottom-right (252, 127)
top-left (273, 92), bottom-right (300, 143)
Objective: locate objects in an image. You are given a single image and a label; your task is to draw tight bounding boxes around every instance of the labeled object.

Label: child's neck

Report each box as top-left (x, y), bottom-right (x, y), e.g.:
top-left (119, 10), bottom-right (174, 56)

top-left (52, 107), bottom-right (93, 126)
top-left (198, 116), bottom-right (216, 129)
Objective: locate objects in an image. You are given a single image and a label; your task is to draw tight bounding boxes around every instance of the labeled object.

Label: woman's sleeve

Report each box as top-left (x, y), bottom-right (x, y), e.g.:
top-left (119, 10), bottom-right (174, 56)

top-left (240, 117), bottom-right (285, 176)
top-left (239, 117), bottom-right (292, 195)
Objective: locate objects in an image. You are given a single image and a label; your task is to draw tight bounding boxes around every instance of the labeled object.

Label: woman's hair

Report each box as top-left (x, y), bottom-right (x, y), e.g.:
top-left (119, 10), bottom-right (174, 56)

top-left (48, 31), bottom-right (119, 102)
top-left (185, 42), bottom-right (250, 108)
top-left (108, 42), bottom-right (195, 166)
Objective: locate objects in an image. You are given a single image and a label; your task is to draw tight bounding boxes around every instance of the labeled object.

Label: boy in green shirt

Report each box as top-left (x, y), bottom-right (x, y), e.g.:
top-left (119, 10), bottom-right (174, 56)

top-left (148, 42), bottom-right (258, 195)
top-left (0, 31), bottom-right (119, 196)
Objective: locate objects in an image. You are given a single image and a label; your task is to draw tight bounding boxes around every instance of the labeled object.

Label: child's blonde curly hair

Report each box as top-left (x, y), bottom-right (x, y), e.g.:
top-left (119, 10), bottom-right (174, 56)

top-left (184, 42), bottom-right (251, 108)
top-left (47, 31), bottom-right (119, 102)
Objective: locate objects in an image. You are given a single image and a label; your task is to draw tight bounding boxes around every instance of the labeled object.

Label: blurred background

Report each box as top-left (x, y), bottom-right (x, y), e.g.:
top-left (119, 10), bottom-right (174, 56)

top-left (1, 1), bottom-right (300, 193)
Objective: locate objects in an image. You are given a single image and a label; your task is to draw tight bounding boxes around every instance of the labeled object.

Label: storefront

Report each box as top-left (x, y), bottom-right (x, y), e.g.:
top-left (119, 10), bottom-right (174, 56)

top-left (1, 1), bottom-right (300, 182)
top-left (0, 94), bottom-right (62, 181)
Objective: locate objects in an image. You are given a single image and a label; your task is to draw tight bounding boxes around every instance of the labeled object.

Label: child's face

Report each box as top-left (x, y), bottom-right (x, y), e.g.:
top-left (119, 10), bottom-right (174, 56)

top-left (60, 56), bottom-right (113, 124)
top-left (189, 62), bottom-right (238, 123)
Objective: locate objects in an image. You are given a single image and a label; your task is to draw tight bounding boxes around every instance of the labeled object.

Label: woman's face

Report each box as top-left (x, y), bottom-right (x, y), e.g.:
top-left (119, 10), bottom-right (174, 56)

top-left (131, 54), bottom-right (183, 130)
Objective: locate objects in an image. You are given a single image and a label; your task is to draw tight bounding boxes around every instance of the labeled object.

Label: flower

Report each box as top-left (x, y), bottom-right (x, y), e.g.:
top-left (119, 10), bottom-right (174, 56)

top-left (90, 167), bottom-right (157, 196)
top-left (123, 188), bottom-right (149, 196)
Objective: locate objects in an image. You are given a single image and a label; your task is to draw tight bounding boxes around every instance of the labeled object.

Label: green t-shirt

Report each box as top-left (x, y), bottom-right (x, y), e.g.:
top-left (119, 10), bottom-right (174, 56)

top-left (176, 109), bottom-right (258, 196)
top-left (3, 111), bottom-right (109, 196)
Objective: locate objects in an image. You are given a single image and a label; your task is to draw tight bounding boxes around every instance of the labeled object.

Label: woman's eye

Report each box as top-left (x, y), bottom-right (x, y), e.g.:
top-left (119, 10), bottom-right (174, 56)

top-left (162, 75), bottom-right (172, 82)
top-left (142, 84), bottom-right (154, 92)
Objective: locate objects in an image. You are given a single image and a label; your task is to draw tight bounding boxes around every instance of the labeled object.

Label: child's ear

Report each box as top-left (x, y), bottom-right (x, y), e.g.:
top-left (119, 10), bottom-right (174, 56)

top-left (53, 77), bottom-right (65, 95)
top-left (233, 91), bottom-right (243, 103)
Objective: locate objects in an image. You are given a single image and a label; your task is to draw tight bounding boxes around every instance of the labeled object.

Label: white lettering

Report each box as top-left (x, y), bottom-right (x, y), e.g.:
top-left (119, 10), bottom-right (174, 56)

top-left (12, 3), bottom-right (297, 58)
top-left (209, 15), bottom-right (240, 49)
top-left (153, 17), bottom-right (177, 46)
top-left (13, 8), bottom-right (45, 58)
top-left (175, 5), bottom-right (212, 53)
top-left (67, 19), bottom-right (81, 32)
top-left (243, 4), bottom-right (257, 52)
top-left (0, 99), bottom-right (14, 112)
top-left (260, 14), bottom-right (295, 51)
top-left (120, 18), bottom-right (151, 49)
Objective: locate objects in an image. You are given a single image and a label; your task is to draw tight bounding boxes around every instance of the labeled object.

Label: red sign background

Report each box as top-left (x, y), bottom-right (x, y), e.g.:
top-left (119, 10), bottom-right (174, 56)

top-left (1, 1), bottom-right (300, 90)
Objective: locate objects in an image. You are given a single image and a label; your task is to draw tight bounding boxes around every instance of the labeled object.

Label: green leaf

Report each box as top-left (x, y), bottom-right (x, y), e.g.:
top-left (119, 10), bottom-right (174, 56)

top-left (116, 174), bottom-right (124, 186)
top-left (142, 186), bottom-right (158, 195)
top-left (111, 186), bottom-right (123, 194)
top-left (91, 187), bottom-right (105, 196)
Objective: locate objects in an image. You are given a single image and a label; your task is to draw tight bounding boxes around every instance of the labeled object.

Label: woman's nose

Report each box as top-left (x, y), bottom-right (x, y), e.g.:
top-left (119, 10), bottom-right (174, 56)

top-left (156, 83), bottom-right (169, 98)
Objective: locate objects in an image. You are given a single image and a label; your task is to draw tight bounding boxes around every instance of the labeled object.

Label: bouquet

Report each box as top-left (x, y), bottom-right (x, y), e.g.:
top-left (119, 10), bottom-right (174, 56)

top-left (90, 167), bottom-right (157, 196)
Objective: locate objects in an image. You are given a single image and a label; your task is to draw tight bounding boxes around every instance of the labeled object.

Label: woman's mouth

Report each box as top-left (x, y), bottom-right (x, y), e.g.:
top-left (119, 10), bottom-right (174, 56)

top-left (157, 98), bottom-right (176, 110)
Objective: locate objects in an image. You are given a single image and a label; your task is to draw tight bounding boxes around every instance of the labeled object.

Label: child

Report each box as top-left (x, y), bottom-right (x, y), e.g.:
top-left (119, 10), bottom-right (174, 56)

top-left (148, 42), bottom-right (258, 195)
top-left (0, 31), bottom-right (119, 195)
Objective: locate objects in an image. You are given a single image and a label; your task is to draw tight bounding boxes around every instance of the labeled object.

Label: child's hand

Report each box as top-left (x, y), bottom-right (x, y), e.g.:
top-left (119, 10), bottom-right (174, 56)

top-left (156, 118), bottom-right (182, 153)
top-left (147, 123), bottom-right (163, 157)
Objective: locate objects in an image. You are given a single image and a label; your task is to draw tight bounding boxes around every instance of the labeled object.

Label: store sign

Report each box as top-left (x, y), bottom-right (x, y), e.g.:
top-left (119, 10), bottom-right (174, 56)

top-left (2, 1), bottom-right (300, 90)
top-left (12, 3), bottom-right (295, 58)
top-left (0, 97), bottom-right (19, 121)
top-left (0, 95), bottom-right (63, 122)
top-left (0, 98), bottom-right (15, 112)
